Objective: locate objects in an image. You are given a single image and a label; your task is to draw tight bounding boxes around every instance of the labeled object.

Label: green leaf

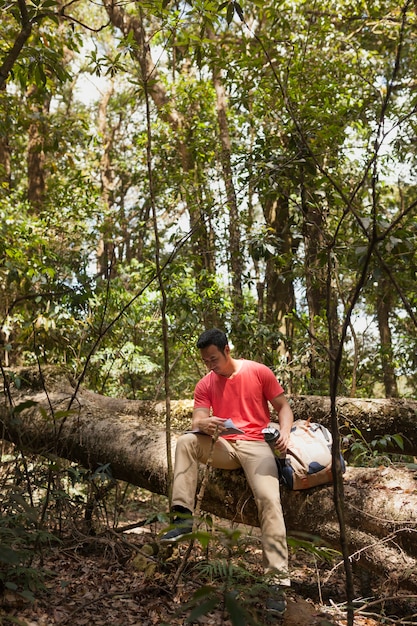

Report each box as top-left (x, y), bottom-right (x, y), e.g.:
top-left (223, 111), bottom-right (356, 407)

top-left (12, 400), bottom-right (38, 414)
top-left (191, 585), bottom-right (217, 600)
top-left (391, 434), bottom-right (404, 451)
top-left (19, 589), bottom-right (35, 602)
top-left (225, 592), bottom-right (249, 624)
top-left (233, 1), bottom-right (244, 21)
top-left (0, 547), bottom-right (20, 565)
top-left (5, 581), bottom-right (19, 590)
top-left (187, 597), bottom-right (219, 622)
top-left (192, 529), bottom-right (212, 548)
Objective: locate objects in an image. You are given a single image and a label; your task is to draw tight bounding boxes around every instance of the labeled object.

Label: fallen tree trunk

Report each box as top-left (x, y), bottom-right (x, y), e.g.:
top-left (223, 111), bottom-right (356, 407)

top-left (289, 395), bottom-right (417, 455)
top-left (1, 369), bottom-right (417, 592)
top-left (4, 367), bottom-right (417, 453)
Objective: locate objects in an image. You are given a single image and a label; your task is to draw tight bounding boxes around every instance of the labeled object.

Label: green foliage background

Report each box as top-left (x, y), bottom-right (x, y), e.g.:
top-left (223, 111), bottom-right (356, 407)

top-left (0, 0), bottom-right (416, 400)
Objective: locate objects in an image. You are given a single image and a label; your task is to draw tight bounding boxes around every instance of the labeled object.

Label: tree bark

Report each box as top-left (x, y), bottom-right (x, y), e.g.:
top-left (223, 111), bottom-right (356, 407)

top-left (211, 62), bottom-right (243, 330)
top-left (0, 129), bottom-right (11, 188)
top-left (1, 369), bottom-right (416, 591)
top-left (263, 194), bottom-right (296, 376)
top-left (96, 82), bottom-right (117, 280)
top-left (26, 86), bottom-right (50, 212)
top-left (300, 162), bottom-right (329, 390)
top-left (376, 275), bottom-right (399, 398)
top-left (0, 2), bottom-right (33, 90)
top-left (288, 394), bottom-right (417, 454)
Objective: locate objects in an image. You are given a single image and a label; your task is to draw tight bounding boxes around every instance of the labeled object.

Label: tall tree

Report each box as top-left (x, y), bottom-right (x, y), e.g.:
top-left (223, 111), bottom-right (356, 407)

top-left (26, 86), bottom-right (50, 211)
top-left (102, 0), bottom-right (225, 327)
top-left (374, 269), bottom-right (399, 397)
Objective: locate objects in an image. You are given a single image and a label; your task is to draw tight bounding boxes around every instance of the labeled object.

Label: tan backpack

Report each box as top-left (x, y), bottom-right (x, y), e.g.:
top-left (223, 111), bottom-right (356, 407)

top-left (267, 418), bottom-right (345, 490)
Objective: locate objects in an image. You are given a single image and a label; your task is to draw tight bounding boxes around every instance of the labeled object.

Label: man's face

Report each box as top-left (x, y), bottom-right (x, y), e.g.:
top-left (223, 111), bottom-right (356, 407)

top-left (200, 344), bottom-right (230, 376)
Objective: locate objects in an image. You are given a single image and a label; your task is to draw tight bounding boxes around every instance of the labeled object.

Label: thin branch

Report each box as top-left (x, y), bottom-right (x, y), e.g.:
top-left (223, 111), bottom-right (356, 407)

top-left (0, 18), bottom-right (33, 89)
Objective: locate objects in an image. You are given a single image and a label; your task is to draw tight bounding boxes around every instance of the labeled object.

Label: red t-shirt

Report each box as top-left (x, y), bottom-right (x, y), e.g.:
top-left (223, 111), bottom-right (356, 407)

top-left (193, 359), bottom-right (284, 440)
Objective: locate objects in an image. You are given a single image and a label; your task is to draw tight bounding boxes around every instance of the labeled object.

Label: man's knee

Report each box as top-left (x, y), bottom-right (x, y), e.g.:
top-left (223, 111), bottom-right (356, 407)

top-left (177, 432), bottom-right (197, 446)
top-left (175, 432), bottom-right (201, 460)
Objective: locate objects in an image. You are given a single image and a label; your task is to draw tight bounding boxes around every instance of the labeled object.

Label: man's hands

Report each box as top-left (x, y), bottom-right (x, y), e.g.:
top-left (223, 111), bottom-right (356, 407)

top-left (269, 393), bottom-right (294, 454)
top-left (198, 416), bottom-right (226, 436)
top-left (274, 431), bottom-right (290, 454)
top-left (192, 409), bottom-right (226, 436)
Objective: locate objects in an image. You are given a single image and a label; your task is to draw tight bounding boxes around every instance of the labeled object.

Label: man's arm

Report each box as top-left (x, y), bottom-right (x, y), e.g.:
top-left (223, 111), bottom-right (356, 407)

top-left (192, 407), bottom-right (226, 436)
top-left (269, 393), bottom-right (294, 453)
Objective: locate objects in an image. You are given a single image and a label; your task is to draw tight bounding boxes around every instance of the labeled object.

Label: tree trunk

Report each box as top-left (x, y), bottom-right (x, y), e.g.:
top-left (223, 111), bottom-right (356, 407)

top-left (102, 0), bottom-right (221, 328)
top-left (96, 82), bottom-right (117, 280)
top-left (376, 275), bottom-right (399, 398)
top-left (300, 171), bottom-right (331, 393)
top-left (1, 368), bottom-right (416, 592)
top-left (0, 7), bottom-right (33, 90)
top-left (288, 394), bottom-right (417, 454)
top-left (263, 194), bottom-right (296, 375)
top-left (26, 86), bottom-right (50, 212)
top-left (0, 128), bottom-right (11, 188)
top-left (212, 62), bottom-right (243, 337)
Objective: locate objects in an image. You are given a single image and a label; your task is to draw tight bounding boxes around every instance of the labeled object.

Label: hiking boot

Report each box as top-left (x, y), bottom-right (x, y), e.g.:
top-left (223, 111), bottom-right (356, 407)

top-left (160, 507), bottom-right (193, 543)
top-left (265, 585), bottom-right (287, 617)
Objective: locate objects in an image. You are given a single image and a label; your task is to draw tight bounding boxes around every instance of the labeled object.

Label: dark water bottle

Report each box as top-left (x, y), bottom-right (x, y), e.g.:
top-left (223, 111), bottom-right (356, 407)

top-left (262, 425), bottom-right (285, 471)
top-left (262, 425), bottom-right (280, 445)
top-left (262, 425), bottom-right (282, 458)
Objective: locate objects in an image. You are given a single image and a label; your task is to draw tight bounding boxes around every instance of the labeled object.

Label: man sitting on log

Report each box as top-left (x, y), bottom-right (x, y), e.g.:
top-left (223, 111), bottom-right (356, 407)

top-left (161, 328), bottom-right (294, 616)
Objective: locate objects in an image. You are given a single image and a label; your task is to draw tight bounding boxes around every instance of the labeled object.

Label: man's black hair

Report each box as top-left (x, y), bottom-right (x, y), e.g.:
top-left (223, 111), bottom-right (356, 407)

top-left (197, 328), bottom-right (228, 354)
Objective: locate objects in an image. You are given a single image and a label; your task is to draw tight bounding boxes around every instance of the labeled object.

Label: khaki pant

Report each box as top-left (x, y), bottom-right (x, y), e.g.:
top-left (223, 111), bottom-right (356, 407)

top-left (172, 433), bottom-right (290, 586)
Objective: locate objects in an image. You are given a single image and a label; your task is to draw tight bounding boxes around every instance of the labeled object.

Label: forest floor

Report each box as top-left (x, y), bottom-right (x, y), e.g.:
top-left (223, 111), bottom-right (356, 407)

top-left (1, 490), bottom-right (416, 626)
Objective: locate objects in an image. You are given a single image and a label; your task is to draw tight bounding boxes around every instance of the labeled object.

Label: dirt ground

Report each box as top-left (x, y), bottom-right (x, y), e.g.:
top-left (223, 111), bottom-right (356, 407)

top-left (2, 514), bottom-right (416, 626)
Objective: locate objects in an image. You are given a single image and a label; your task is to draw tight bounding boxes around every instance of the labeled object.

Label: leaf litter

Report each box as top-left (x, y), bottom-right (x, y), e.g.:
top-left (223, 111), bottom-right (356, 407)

top-left (1, 520), bottom-right (416, 626)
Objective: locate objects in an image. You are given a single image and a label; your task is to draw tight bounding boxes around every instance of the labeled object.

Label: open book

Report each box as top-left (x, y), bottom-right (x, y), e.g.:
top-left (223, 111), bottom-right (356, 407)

top-left (188, 418), bottom-right (244, 436)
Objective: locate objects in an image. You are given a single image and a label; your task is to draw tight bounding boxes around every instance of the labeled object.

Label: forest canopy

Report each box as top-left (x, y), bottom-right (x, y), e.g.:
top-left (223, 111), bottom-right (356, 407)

top-left (1, 0), bottom-right (417, 399)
